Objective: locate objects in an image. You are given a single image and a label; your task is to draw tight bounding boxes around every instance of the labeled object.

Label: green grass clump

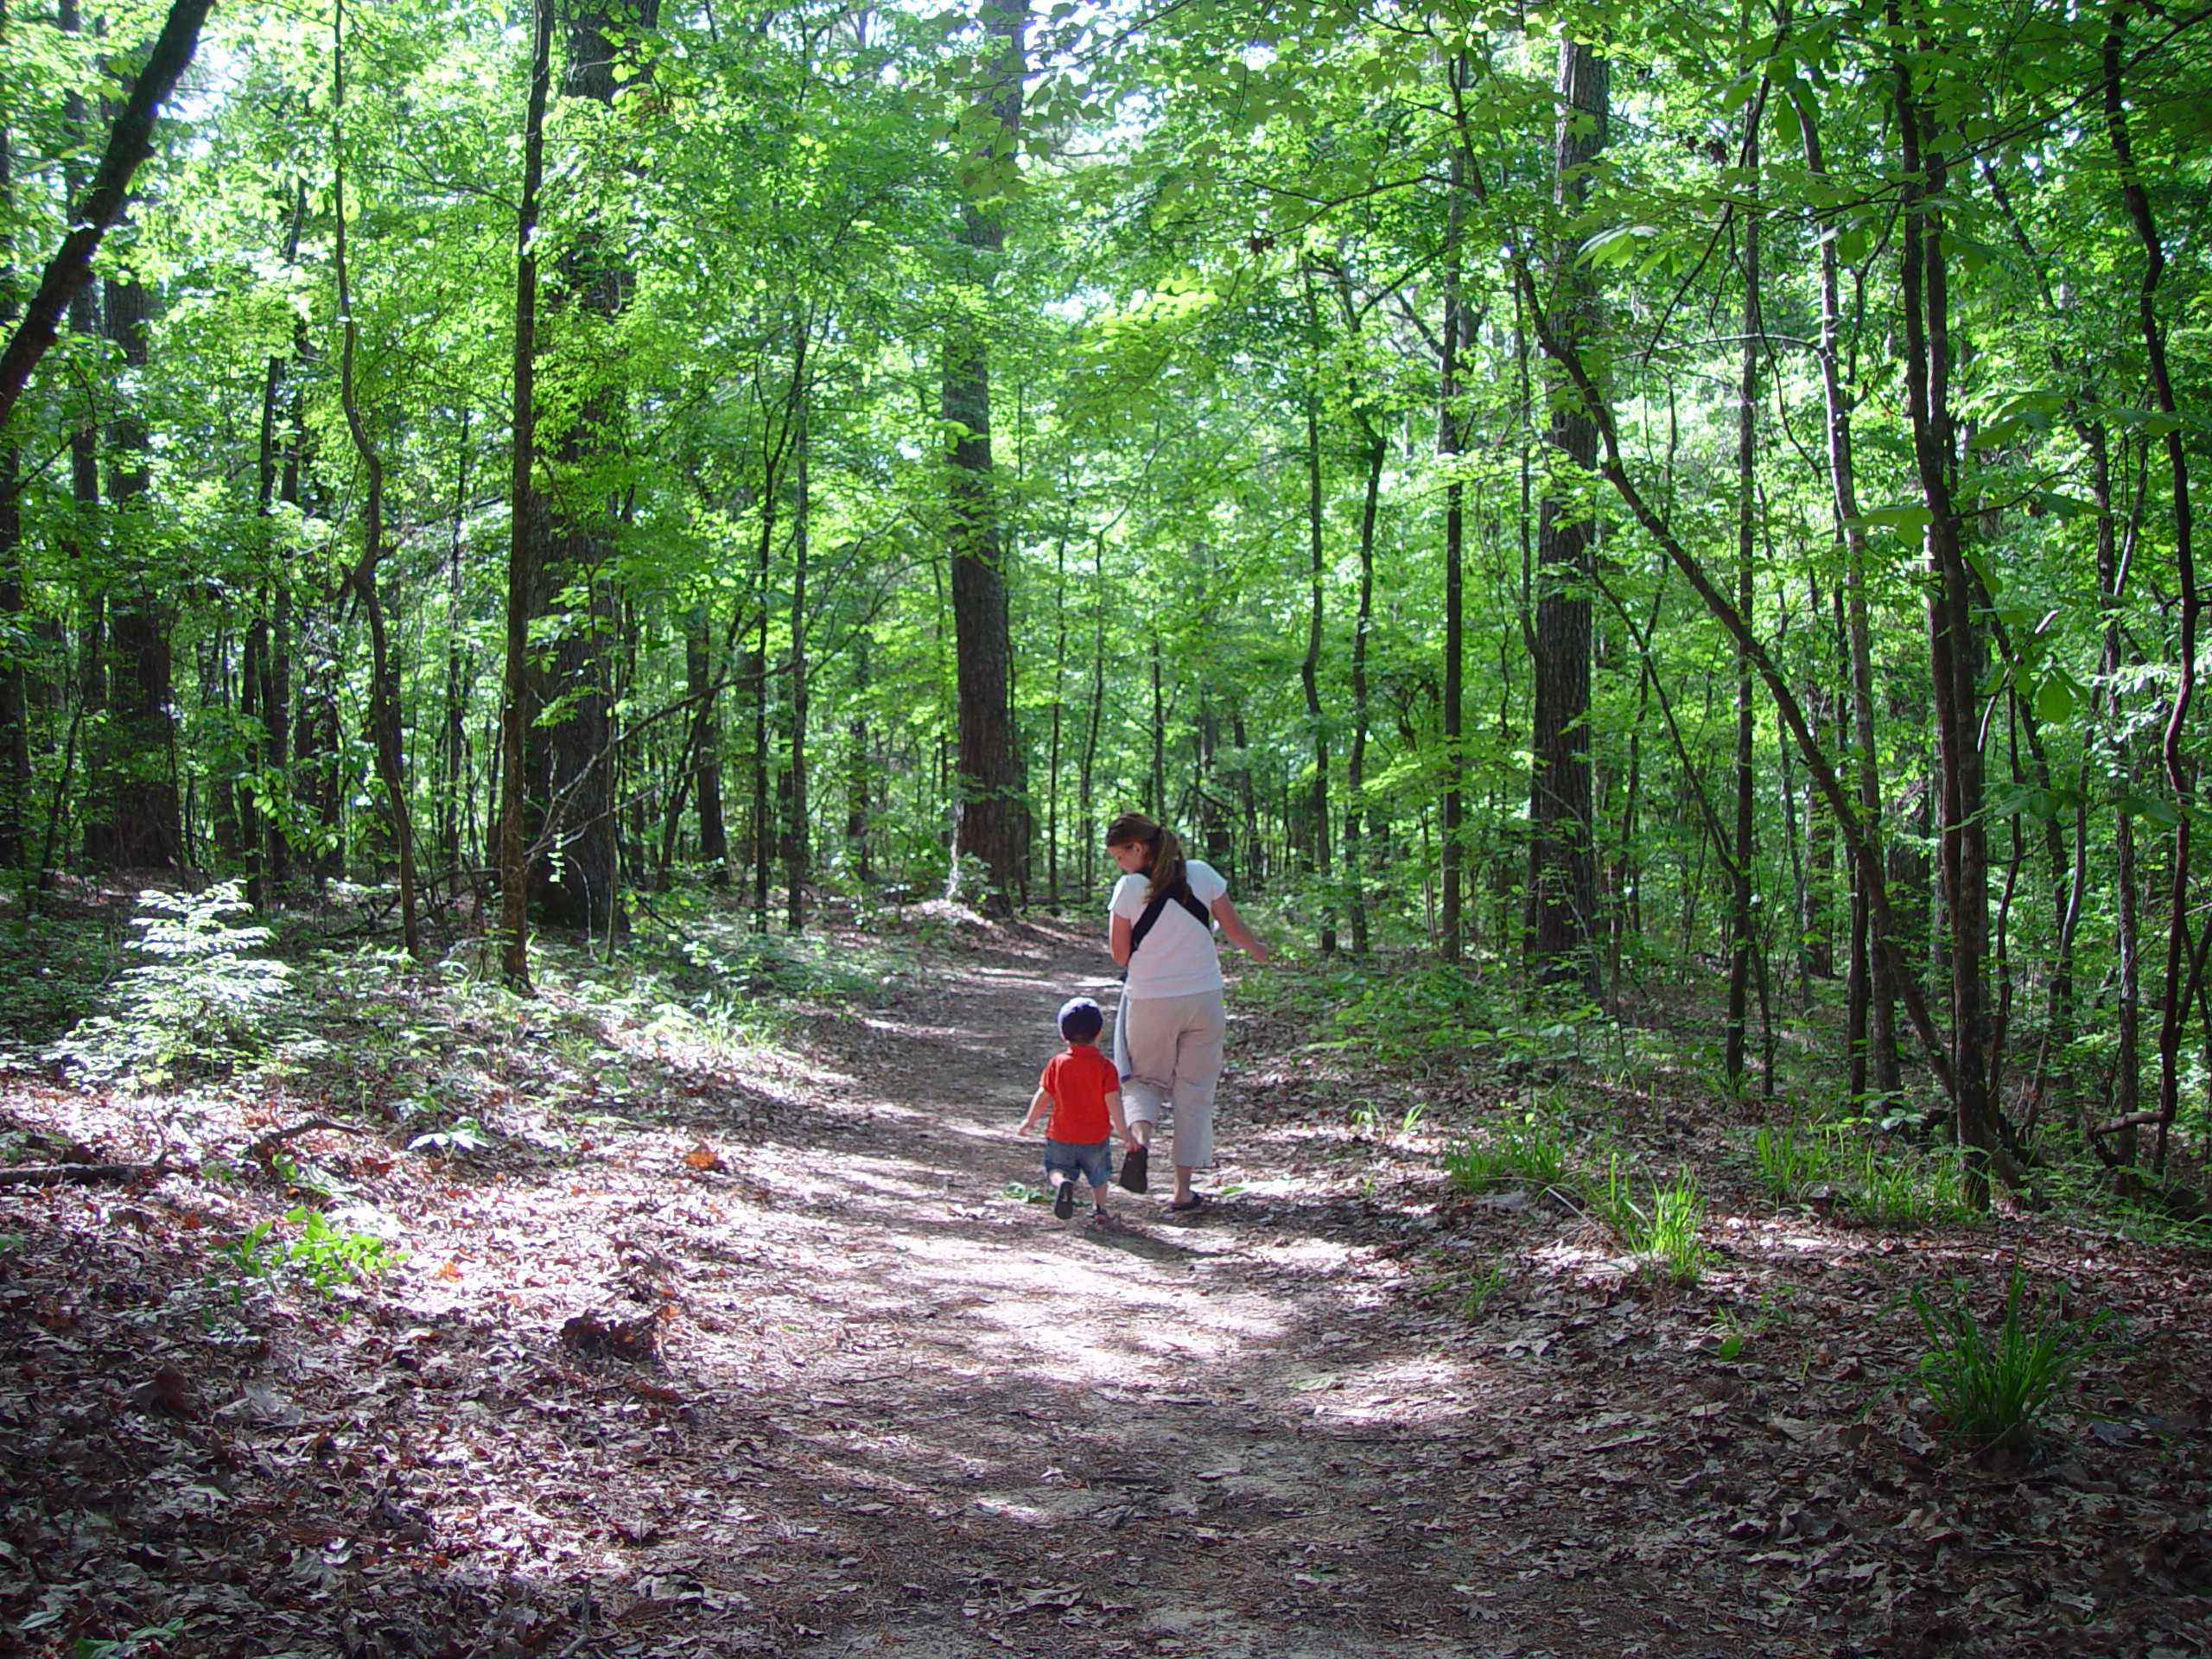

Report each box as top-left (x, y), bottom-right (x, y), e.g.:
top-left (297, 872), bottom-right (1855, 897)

top-left (1602, 1156), bottom-right (1709, 1287)
top-left (1906, 1261), bottom-right (2113, 1454)
top-left (1854, 1143), bottom-right (1971, 1226)
top-left (1443, 1113), bottom-right (1573, 1192)
top-left (1752, 1120), bottom-right (1834, 1202)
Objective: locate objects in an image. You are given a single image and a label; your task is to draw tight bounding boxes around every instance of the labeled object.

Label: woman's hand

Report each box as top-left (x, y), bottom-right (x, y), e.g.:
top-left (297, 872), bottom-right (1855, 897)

top-left (1212, 895), bottom-right (1269, 963)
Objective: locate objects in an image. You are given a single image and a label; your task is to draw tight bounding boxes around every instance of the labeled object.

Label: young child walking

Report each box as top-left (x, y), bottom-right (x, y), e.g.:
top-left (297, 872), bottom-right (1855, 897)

top-left (1017, 996), bottom-right (1135, 1224)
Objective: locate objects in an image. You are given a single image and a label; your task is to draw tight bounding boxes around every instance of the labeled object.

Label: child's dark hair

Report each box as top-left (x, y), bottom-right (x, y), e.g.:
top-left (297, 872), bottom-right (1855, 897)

top-left (1104, 810), bottom-right (1186, 900)
top-left (1058, 996), bottom-right (1104, 1042)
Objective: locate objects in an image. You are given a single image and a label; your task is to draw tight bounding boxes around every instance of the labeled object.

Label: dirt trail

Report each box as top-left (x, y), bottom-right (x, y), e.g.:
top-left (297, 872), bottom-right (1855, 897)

top-left (632, 918), bottom-right (1641, 1659)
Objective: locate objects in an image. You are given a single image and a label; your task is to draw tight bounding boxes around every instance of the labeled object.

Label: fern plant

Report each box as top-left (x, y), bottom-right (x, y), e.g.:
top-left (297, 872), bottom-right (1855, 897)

top-left (57, 883), bottom-right (292, 1085)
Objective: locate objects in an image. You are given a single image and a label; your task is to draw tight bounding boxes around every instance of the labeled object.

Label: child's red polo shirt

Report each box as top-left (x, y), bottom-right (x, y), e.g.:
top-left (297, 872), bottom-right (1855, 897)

top-left (1039, 1042), bottom-right (1119, 1142)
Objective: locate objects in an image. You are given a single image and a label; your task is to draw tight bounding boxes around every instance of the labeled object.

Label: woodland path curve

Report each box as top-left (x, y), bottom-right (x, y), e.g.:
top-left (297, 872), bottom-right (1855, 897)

top-left (616, 914), bottom-right (1672, 1659)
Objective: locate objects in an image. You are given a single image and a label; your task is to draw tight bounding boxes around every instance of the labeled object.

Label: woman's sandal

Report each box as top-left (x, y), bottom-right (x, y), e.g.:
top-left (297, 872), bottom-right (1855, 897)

top-left (1117, 1145), bottom-right (1149, 1193)
top-left (1168, 1192), bottom-right (1208, 1212)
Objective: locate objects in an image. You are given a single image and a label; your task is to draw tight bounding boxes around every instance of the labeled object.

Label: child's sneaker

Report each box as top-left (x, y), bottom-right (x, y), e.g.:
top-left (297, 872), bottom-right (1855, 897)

top-left (1052, 1173), bottom-right (1077, 1219)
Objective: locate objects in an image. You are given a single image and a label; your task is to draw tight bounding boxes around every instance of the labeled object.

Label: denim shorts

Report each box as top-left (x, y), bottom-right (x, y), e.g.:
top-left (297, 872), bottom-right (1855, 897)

top-left (1043, 1138), bottom-right (1113, 1190)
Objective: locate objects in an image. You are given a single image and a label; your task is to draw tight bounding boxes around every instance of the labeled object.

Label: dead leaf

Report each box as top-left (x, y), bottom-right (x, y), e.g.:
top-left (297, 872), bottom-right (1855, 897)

top-left (683, 1142), bottom-right (726, 1172)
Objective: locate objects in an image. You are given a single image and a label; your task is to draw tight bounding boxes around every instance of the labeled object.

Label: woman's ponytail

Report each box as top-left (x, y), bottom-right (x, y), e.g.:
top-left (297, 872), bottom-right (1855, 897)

top-left (1104, 810), bottom-right (1186, 900)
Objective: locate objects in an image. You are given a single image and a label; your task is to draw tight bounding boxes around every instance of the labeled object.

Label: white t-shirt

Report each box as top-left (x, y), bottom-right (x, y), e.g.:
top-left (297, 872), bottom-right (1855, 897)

top-left (1111, 860), bottom-right (1230, 998)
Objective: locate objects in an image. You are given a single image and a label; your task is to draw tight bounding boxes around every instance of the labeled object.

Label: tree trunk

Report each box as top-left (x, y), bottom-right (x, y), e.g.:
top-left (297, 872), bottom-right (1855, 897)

top-left (83, 248), bottom-right (180, 872)
top-left (497, 0), bottom-right (556, 989)
top-left (524, 0), bottom-right (656, 944)
top-left (0, 0), bottom-right (209, 435)
top-left (2105, 11), bottom-right (2197, 1175)
top-left (1725, 88), bottom-right (1764, 1090)
top-left (1897, 31), bottom-right (1998, 1205)
top-left (942, 0), bottom-right (1030, 916)
top-left (1526, 35), bottom-right (1607, 992)
top-left (1300, 359), bottom-right (1334, 955)
top-left (0, 73), bottom-right (24, 876)
top-left (785, 350), bottom-right (810, 933)
top-left (1439, 130), bottom-right (1468, 963)
top-left (1347, 415), bottom-right (1382, 957)
top-left (333, 0), bottom-right (420, 959)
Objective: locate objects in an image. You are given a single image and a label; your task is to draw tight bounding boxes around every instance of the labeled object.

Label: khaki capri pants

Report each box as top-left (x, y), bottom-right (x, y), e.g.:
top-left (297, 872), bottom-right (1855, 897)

top-left (1112, 988), bottom-right (1226, 1169)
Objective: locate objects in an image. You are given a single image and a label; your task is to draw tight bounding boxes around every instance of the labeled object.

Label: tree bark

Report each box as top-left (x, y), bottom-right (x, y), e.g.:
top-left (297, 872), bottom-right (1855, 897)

top-left (942, 0), bottom-right (1031, 917)
top-left (0, 67), bottom-right (24, 874)
top-left (2105, 10), bottom-right (2197, 1176)
top-left (524, 0), bottom-right (657, 944)
top-left (1439, 124), bottom-right (1469, 963)
top-left (83, 250), bottom-right (179, 872)
top-left (1300, 334), bottom-right (1334, 955)
top-left (1526, 35), bottom-right (1607, 993)
top-left (1725, 86), bottom-right (1764, 1090)
top-left (333, 0), bottom-right (421, 959)
top-left (1897, 27), bottom-right (1999, 1206)
top-left (497, 0), bottom-right (556, 989)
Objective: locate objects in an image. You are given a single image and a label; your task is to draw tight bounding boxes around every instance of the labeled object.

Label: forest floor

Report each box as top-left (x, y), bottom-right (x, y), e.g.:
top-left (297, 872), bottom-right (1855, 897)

top-left (6, 906), bottom-right (2212, 1659)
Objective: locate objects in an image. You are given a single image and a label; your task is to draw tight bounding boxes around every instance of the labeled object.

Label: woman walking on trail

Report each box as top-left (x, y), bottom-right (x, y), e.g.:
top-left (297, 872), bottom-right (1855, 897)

top-left (1104, 811), bottom-right (1271, 1211)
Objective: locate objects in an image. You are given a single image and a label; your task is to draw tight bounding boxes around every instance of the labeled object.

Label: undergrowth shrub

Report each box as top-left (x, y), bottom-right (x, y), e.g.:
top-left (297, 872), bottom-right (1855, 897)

top-left (1905, 1262), bottom-right (2114, 1455)
top-left (209, 1205), bottom-right (404, 1312)
top-left (56, 883), bottom-right (292, 1085)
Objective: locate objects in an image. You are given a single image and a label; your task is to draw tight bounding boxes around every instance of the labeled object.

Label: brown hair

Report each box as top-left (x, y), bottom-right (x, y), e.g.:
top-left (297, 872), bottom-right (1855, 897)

top-left (1104, 811), bottom-right (1187, 900)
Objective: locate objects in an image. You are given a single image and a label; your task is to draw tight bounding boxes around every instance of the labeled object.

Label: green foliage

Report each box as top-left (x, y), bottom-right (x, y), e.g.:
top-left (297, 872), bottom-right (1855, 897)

top-left (55, 884), bottom-right (292, 1087)
top-left (1712, 1284), bottom-right (1800, 1360)
top-left (1905, 1262), bottom-right (2113, 1454)
top-left (1601, 1157), bottom-right (1709, 1288)
top-left (404, 1114), bottom-right (490, 1156)
top-left (208, 1207), bottom-right (403, 1309)
top-left (70, 1618), bottom-right (186, 1659)
top-left (1458, 1260), bottom-right (1504, 1319)
top-left (0, 912), bottom-right (115, 1048)
top-left (1306, 961), bottom-right (1618, 1071)
top-left (1853, 1143), bottom-right (1970, 1227)
top-left (1443, 1112), bottom-right (1574, 1191)
top-left (1752, 1120), bottom-right (1832, 1202)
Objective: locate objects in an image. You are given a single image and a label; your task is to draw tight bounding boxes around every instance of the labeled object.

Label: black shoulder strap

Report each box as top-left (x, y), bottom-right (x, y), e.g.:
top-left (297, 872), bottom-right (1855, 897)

top-left (1128, 876), bottom-right (1211, 957)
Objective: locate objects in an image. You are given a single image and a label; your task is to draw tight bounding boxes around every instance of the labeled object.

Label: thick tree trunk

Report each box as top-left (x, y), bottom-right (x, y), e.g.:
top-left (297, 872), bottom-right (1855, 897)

top-left (83, 254), bottom-right (180, 872)
top-left (0, 0), bottom-right (209, 435)
top-left (523, 0), bottom-right (657, 944)
top-left (1526, 36), bottom-right (1607, 992)
top-left (942, 0), bottom-right (1030, 917)
top-left (0, 79), bottom-right (24, 875)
